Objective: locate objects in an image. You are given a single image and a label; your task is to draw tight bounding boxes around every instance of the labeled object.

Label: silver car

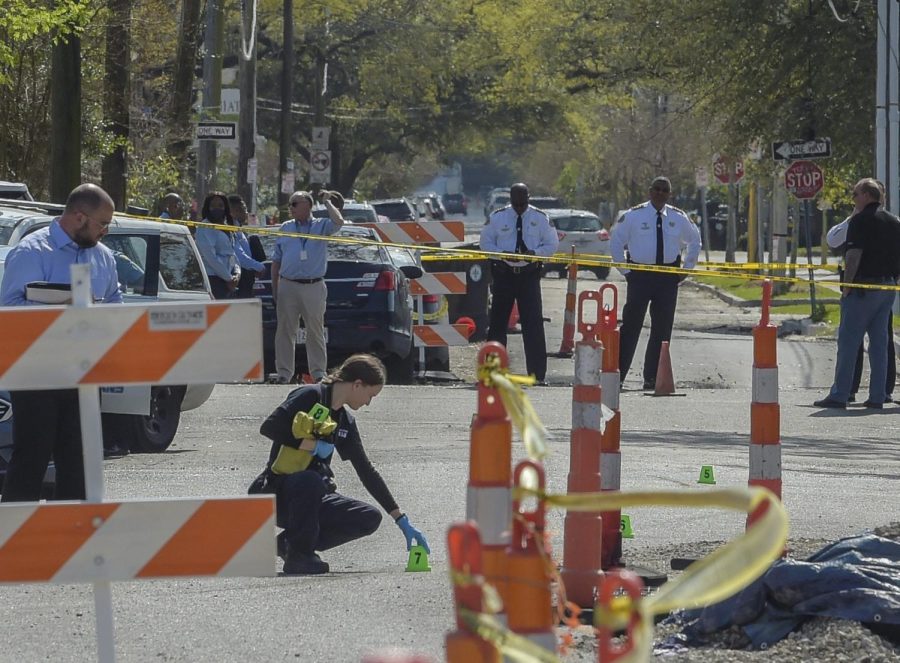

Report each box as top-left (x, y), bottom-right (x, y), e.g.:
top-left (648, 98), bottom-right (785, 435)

top-left (544, 208), bottom-right (611, 279)
top-left (0, 205), bottom-right (216, 453)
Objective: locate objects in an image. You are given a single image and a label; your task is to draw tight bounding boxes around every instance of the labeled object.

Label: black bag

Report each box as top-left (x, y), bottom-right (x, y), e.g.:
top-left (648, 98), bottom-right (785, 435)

top-left (248, 234), bottom-right (267, 262)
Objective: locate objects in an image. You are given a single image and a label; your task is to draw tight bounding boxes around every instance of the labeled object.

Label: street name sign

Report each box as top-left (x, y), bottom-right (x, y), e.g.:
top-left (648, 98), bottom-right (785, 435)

top-left (197, 122), bottom-right (237, 141)
top-left (772, 138), bottom-right (831, 162)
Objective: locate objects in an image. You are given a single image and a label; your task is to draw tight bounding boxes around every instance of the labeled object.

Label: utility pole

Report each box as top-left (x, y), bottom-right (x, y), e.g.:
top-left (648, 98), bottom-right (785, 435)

top-left (49, 34), bottom-right (81, 203)
top-left (196, 0), bottom-right (224, 204)
top-left (278, 0), bottom-right (294, 210)
top-left (725, 162), bottom-right (736, 263)
top-left (237, 0), bottom-right (258, 213)
top-left (771, 172), bottom-right (789, 296)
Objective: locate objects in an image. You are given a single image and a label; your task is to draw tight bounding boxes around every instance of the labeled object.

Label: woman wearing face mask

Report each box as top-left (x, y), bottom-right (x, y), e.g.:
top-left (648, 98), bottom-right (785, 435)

top-left (196, 191), bottom-right (241, 299)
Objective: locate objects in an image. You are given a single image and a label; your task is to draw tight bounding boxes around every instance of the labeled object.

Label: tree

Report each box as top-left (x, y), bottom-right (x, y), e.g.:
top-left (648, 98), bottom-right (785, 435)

top-left (101, 0), bottom-right (131, 210)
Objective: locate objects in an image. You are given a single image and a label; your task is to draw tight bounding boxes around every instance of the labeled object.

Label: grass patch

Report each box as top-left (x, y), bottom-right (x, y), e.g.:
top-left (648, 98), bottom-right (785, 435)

top-left (693, 274), bottom-right (900, 336)
top-left (693, 274), bottom-right (838, 301)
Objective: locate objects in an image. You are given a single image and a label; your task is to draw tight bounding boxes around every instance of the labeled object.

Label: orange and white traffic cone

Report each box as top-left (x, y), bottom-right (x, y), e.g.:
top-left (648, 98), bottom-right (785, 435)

top-left (561, 290), bottom-right (605, 607)
top-left (467, 342), bottom-right (513, 620)
top-left (507, 461), bottom-right (556, 654)
top-left (445, 522), bottom-right (501, 663)
top-left (748, 280), bottom-right (781, 529)
top-left (507, 302), bottom-right (520, 333)
top-left (651, 341), bottom-right (677, 396)
top-left (554, 247), bottom-right (578, 357)
top-left (597, 284), bottom-right (623, 569)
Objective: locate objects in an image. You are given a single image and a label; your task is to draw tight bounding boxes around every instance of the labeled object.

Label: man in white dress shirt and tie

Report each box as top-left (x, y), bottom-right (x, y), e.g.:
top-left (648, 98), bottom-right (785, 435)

top-left (480, 183), bottom-right (559, 382)
top-left (611, 176), bottom-right (702, 389)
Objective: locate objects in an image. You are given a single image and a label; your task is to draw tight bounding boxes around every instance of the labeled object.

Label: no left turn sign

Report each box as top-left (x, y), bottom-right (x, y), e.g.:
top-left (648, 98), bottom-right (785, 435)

top-left (310, 150), bottom-right (331, 184)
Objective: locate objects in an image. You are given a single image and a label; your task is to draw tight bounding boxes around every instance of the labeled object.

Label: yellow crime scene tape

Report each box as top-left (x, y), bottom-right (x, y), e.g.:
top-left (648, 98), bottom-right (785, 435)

top-left (131, 212), bottom-right (900, 292)
top-left (454, 359), bottom-right (790, 663)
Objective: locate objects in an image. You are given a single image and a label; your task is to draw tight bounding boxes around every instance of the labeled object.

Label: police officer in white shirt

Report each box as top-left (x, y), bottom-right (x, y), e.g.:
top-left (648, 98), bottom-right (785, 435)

top-left (610, 176), bottom-right (701, 389)
top-left (480, 183), bottom-right (559, 381)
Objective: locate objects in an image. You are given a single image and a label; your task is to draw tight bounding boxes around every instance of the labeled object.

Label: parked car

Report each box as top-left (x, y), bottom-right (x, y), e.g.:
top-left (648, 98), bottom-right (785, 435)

top-left (313, 201), bottom-right (380, 224)
top-left (484, 189), bottom-right (510, 220)
top-left (0, 181), bottom-right (34, 201)
top-left (0, 202), bottom-right (216, 457)
top-left (442, 193), bottom-right (467, 215)
top-left (253, 225), bottom-right (423, 383)
top-left (370, 198), bottom-right (418, 222)
top-left (530, 196), bottom-right (565, 211)
top-left (544, 208), bottom-right (610, 279)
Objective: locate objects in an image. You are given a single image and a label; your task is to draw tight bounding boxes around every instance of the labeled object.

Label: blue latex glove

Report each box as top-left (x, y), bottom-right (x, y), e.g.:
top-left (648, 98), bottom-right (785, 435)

top-left (313, 440), bottom-right (335, 459)
top-left (396, 515), bottom-right (430, 554)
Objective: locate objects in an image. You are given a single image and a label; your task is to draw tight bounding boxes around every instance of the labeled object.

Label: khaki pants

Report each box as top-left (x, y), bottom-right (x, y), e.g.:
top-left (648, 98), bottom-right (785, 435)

top-left (275, 279), bottom-right (328, 380)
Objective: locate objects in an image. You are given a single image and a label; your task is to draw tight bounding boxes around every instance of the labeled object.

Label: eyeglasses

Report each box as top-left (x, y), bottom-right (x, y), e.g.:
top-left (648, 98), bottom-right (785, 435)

top-left (80, 211), bottom-right (113, 228)
top-left (652, 187), bottom-right (671, 193)
top-left (290, 200), bottom-right (310, 207)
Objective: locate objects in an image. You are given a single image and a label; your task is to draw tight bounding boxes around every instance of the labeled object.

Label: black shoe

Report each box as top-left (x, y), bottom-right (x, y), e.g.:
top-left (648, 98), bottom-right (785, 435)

top-left (862, 400), bottom-right (884, 409)
top-left (642, 380), bottom-right (656, 391)
top-left (848, 394), bottom-right (856, 403)
top-left (103, 444), bottom-right (129, 459)
top-left (886, 396), bottom-right (894, 404)
top-left (813, 397), bottom-right (846, 409)
top-left (276, 532), bottom-right (288, 561)
top-left (283, 552), bottom-right (329, 575)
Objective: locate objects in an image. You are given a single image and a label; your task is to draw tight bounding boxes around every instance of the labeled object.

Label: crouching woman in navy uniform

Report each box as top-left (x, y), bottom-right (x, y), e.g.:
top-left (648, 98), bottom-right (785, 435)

top-left (249, 354), bottom-right (429, 575)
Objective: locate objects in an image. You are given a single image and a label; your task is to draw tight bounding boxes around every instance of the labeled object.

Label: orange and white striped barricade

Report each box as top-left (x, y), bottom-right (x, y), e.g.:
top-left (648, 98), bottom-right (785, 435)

top-left (748, 279), bottom-right (781, 528)
top-left (553, 247), bottom-right (579, 357)
top-left (595, 570), bottom-right (645, 662)
top-left (361, 220), bottom-right (465, 246)
top-left (0, 265), bottom-right (271, 663)
top-left (445, 522), bottom-right (501, 663)
top-left (597, 283), bottom-right (623, 569)
top-left (361, 220), bottom-right (467, 375)
top-left (507, 461), bottom-right (555, 653)
top-left (467, 342), bottom-right (513, 620)
top-left (409, 272), bottom-right (467, 297)
top-left (561, 290), bottom-right (605, 607)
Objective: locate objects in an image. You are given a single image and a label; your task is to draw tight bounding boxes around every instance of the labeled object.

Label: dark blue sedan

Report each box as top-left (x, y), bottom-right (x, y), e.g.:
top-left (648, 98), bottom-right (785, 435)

top-left (253, 226), bottom-right (423, 383)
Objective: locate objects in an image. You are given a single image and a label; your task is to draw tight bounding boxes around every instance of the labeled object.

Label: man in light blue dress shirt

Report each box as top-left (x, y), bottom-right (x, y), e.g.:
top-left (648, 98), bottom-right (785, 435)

top-left (271, 191), bottom-right (345, 382)
top-left (0, 183), bottom-right (122, 502)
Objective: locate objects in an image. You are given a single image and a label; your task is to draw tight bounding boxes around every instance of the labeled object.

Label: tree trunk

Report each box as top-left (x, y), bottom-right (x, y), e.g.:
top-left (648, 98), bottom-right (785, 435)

top-left (101, 0), bottom-right (131, 211)
top-left (169, 0), bottom-right (203, 180)
top-left (49, 33), bottom-right (81, 203)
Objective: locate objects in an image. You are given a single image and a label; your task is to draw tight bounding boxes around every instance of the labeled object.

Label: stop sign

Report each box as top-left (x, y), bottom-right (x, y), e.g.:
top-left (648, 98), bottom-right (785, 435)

top-left (712, 155), bottom-right (745, 184)
top-left (784, 160), bottom-right (824, 199)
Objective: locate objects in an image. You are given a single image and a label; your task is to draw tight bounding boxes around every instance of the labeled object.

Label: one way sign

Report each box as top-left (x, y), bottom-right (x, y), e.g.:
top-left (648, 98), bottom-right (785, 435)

top-left (771, 138), bottom-right (832, 162)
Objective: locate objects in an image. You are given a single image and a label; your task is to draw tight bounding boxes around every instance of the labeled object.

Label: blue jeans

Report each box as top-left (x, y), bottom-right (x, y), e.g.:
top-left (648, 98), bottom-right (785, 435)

top-left (828, 285), bottom-right (896, 404)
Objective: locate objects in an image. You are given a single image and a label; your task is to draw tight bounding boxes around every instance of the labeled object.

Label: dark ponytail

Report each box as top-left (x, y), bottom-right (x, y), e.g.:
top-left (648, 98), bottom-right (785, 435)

top-left (321, 354), bottom-right (386, 387)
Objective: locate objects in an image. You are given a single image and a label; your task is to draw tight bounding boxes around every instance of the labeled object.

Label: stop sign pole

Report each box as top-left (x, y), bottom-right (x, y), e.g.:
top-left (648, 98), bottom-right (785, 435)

top-left (784, 160), bottom-right (825, 319)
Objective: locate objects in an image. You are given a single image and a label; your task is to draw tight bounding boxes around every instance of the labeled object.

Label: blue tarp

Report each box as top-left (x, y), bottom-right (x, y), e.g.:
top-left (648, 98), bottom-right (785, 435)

top-left (657, 534), bottom-right (900, 652)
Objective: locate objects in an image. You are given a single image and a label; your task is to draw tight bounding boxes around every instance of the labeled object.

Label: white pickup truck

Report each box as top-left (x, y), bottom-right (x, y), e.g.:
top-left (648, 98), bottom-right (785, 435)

top-left (0, 203), bottom-right (216, 454)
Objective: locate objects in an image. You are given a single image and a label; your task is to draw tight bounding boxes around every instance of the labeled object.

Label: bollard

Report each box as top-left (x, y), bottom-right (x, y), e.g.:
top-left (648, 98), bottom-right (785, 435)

top-left (554, 247), bottom-right (579, 357)
top-left (506, 461), bottom-right (556, 653)
top-left (445, 522), bottom-right (501, 663)
top-left (595, 570), bottom-right (645, 663)
top-left (561, 290), bottom-right (605, 607)
top-left (467, 342), bottom-right (513, 617)
top-left (748, 280), bottom-right (781, 528)
top-left (597, 284), bottom-right (623, 569)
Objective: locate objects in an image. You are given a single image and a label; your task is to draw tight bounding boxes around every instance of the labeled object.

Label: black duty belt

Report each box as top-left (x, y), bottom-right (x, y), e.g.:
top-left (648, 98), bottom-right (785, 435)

top-left (282, 277), bottom-right (323, 284)
top-left (491, 260), bottom-right (541, 275)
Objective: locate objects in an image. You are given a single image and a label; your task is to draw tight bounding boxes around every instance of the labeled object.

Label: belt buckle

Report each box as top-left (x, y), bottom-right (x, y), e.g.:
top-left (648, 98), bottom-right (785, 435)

top-left (512, 265), bottom-right (522, 274)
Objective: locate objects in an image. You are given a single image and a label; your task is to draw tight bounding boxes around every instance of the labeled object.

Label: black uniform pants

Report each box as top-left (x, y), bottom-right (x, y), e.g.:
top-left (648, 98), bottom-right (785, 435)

top-left (235, 270), bottom-right (256, 299)
top-left (2, 389), bottom-right (86, 501)
top-left (619, 270), bottom-right (680, 384)
top-left (487, 263), bottom-right (547, 381)
top-left (851, 313), bottom-right (896, 397)
top-left (208, 275), bottom-right (232, 300)
top-left (276, 470), bottom-right (382, 556)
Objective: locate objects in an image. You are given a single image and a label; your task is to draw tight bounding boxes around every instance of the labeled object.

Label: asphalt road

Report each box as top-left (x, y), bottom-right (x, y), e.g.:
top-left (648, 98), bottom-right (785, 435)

top-left (1, 217), bottom-right (896, 662)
